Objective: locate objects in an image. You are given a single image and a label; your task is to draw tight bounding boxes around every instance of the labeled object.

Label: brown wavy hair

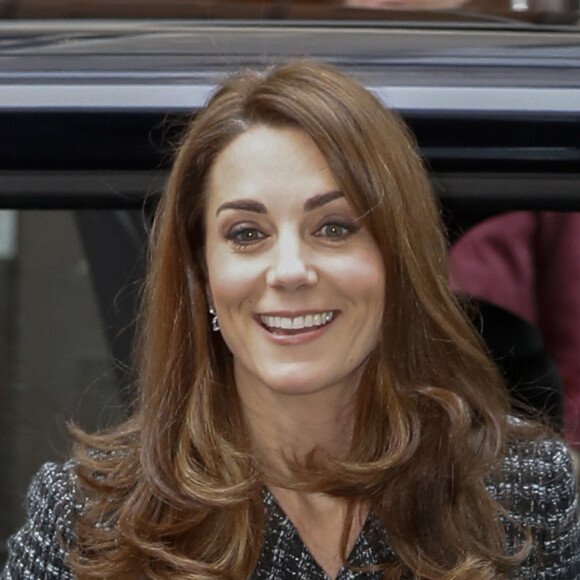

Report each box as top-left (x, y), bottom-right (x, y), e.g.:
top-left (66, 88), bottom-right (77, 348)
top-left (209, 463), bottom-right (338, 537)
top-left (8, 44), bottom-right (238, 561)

top-left (70, 61), bottom-right (539, 579)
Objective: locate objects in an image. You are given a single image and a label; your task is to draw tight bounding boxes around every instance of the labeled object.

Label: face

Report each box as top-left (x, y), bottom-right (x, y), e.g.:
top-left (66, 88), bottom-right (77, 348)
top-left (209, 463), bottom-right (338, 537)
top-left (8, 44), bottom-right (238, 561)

top-left (205, 125), bottom-right (385, 402)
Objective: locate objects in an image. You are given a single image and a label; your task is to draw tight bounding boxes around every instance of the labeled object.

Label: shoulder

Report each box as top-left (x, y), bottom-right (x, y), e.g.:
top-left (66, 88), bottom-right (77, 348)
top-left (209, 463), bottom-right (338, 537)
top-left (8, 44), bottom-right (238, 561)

top-left (488, 435), bottom-right (580, 578)
top-left (2, 461), bottom-right (82, 580)
top-left (494, 435), bottom-right (577, 513)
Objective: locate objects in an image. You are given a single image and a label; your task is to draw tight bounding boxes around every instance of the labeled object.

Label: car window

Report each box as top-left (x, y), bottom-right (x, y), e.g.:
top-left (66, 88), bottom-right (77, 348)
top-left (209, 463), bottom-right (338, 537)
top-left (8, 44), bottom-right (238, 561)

top-left (0, 210), bottom-right (129, 564)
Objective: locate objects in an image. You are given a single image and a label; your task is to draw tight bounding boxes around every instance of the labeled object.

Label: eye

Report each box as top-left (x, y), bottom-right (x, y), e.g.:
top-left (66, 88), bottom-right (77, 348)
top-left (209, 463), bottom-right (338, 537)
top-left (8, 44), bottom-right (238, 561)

top-left (315, 221), bottom-right (358, 241)
top-left (225, 225), bottom-right (266, 248)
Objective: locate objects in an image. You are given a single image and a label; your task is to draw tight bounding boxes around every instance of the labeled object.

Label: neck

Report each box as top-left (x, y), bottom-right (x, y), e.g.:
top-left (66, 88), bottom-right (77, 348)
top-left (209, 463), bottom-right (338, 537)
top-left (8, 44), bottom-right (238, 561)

top-left (235, 367), bottom-right (360, 475)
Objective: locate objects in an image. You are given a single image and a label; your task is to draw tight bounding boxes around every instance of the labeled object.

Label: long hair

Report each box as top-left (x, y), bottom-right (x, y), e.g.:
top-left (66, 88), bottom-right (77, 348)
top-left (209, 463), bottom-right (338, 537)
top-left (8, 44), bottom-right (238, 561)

top-left (71, 62), bottom-right (539, 579)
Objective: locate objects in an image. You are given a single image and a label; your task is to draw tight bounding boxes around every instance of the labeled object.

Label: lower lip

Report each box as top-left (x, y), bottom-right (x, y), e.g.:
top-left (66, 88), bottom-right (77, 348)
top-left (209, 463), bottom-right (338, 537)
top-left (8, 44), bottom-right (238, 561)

top-left (256, 316), bottom-right (337, 345)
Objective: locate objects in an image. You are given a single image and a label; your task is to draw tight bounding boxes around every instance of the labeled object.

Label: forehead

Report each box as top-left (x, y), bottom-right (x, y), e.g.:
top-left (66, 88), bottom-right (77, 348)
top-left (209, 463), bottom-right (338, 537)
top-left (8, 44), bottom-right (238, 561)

top-left (205, 125), bottom-right (340, 212)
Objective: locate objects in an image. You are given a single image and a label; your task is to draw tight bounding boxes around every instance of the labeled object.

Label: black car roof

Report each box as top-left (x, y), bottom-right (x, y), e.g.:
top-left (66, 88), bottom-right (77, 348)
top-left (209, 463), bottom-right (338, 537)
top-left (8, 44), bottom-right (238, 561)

top-left (1, 22), bottom-right (580, 113)
top-left (0, 21), bottom-right (579, 216)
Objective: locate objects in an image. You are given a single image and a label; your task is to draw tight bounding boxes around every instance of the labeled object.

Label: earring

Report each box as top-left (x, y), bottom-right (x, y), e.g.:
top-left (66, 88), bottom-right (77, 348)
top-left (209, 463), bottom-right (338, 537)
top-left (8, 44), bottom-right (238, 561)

top-left (209, 306), bottom-right (220, 332)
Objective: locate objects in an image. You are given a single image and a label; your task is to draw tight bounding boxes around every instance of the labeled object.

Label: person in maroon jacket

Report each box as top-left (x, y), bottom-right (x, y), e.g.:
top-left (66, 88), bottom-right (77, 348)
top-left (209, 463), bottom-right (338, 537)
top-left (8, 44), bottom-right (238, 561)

top-left (449, 211), bottom-right (580, 463)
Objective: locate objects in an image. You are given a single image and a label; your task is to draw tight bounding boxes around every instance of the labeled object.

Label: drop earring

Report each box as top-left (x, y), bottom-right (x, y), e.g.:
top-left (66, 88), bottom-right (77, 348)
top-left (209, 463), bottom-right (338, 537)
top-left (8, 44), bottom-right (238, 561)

top-left (209, 306), bottom-right (220, 332)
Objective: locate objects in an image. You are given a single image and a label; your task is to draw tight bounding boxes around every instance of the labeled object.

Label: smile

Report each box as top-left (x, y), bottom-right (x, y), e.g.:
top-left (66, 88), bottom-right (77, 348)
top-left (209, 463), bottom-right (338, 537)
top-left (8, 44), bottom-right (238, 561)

top-left (259, 311), bottom-right (336, 332)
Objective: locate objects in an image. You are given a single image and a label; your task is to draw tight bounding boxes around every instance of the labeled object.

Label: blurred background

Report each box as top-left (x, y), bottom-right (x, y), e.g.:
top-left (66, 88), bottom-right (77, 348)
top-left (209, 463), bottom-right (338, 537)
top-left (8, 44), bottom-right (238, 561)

top-left (0, 0), bottom-right (578, 22)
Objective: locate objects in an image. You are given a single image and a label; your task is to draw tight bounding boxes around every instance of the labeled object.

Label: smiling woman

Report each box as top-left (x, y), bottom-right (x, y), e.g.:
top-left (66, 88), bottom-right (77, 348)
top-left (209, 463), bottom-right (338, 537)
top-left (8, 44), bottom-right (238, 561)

top-left (205, 126), bottom-right (385, 403)
top-left (3, 62), bottom-right (580, 580)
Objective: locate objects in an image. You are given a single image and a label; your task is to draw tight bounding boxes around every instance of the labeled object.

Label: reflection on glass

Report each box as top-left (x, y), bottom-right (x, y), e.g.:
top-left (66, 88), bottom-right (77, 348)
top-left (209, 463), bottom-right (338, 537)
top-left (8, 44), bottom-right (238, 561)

top-left (0, 211), bottom-right (127, 566)
top-left (512, 0), bottom-right (530, 11)
top-left (345, 0), bottom-right (466, 9)
top-left (2, 0), bottom-right (577, 22)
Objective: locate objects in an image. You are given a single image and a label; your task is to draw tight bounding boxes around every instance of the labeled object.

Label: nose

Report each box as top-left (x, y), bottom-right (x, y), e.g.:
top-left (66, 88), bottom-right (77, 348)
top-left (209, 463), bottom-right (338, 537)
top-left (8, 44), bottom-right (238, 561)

top-left (266, 234), bottom-right (318, 291)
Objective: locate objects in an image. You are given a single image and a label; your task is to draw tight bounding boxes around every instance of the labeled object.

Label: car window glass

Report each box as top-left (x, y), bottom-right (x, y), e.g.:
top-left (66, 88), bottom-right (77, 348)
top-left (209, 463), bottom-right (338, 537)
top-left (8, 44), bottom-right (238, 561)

top-left (0, 209), bottom-right (129, 565)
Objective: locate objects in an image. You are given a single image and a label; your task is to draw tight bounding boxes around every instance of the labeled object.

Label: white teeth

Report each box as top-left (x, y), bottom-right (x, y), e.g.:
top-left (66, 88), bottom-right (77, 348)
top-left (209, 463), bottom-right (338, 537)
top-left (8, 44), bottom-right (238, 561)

top-left (292, 317), bottom-right (304, 329)
top-left (260, 311), bottom-right (335, 330)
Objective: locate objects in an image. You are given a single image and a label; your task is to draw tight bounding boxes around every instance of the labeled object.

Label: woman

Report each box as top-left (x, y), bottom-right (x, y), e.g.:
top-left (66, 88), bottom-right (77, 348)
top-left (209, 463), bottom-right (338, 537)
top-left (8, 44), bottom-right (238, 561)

top-left (3, 62), bottom-right (579, 579)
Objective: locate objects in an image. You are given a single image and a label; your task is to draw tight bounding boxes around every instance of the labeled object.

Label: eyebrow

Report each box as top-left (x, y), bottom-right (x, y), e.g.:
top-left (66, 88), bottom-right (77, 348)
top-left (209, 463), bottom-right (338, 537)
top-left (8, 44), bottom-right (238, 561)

top-left (303, 190), bottom-right (344, 211)
top-left (215, 190), bottom-right (344, 216)
top-left (216, 199), bottom-right (267, 216)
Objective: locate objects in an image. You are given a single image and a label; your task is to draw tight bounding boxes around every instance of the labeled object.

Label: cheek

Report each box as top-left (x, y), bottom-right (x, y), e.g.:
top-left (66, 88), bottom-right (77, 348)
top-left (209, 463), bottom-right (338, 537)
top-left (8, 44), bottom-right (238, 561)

top-left (333, 250), bottom-right (386, 309)
top-left (206, 248), bottom-right (264, 312)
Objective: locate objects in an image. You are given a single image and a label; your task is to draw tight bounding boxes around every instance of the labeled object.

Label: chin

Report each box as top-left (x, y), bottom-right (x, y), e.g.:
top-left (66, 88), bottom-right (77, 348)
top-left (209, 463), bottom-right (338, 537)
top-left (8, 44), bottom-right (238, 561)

top-left (261, 369), bottom-right (353, 397)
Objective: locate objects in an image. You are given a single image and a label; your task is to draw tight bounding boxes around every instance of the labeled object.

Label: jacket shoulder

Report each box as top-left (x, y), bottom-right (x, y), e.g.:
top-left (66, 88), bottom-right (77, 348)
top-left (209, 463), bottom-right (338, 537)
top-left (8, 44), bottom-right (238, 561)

top-left (2, 461), bottom-right (80, 579)
top-left (490, 436), bottom-right (580, 578)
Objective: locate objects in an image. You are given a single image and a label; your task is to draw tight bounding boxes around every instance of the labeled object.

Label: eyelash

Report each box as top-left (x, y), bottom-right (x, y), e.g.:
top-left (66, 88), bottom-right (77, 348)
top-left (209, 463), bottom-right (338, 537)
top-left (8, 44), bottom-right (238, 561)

top-left (224, 220), bottom-right (360, 249)
top-left (314, 220), bottom-right (359, 241)
top-left (225, 225), bottom-right (266, 249)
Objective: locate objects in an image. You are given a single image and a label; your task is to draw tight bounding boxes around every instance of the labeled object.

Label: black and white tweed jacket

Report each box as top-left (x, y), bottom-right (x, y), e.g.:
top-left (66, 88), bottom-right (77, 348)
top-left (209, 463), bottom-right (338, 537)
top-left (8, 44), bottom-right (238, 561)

top-left (3, 437), bottom-right (580, 579)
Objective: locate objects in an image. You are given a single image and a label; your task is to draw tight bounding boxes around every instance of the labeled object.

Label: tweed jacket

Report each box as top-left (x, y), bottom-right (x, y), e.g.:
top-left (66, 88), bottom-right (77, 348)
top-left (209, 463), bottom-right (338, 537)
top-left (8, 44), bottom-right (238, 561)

top-left (3, 437), bottom-right (580, 579)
